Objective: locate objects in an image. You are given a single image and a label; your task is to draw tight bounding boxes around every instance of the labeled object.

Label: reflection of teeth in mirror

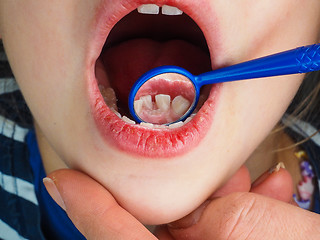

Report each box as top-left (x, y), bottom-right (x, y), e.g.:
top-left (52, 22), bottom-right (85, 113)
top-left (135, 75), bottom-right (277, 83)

top-left (133, 99), bottom-right (143, 115)
top-left (150, 109), bottom-right (163, 116)
top-left (168, 121), bottom-right (184, 129)
top-left (172, 96), bottom-right (191, 116)
top-left (99, 85), bottom-right (118, 111)
top-left (155, 94), bottom-right (171, 111)
top-left (140, 95), bottom-right (153, 110)
top-left (122, 116), bottom-right (136, 125)
top-left (99, 85), bottom-right (197, 128)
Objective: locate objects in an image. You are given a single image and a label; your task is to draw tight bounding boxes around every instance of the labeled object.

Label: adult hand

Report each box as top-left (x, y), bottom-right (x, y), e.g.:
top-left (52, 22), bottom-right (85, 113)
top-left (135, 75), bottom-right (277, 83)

top-left (44, 164), bottom-right (320, 239)
top-left (43, 169), bottom-right (156, 239)
top-left (156, 164), bottom-right (320, 239)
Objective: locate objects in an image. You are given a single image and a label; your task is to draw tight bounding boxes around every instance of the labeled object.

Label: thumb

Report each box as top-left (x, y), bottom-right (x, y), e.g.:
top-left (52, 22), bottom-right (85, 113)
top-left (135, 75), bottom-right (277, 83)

top-left (168, 192), bottom-right (320, 240)
top-left (43, 169), bottom-right (156, 240)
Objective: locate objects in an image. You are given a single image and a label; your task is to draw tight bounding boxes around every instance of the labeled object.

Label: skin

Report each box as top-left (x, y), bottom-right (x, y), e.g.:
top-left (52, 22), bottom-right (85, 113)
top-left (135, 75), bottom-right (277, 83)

top-left (1, 0), bottom-right (320, 226)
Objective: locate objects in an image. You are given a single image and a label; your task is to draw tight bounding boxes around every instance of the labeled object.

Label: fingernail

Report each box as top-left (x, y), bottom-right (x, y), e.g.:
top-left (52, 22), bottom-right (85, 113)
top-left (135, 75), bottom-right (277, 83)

top-left (43, 177), bottom-right (66, 211)
top-left (168, 200), bottom-right (210, 229)
top-left (269, 162), bottom-right (285, 174)
top-left (252, 162), bottom-right (286, 188)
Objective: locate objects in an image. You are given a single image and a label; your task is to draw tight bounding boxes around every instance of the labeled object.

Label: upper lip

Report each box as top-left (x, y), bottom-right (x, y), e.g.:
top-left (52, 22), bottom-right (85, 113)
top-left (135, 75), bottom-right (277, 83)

top-left (86, 0), bottom-right (223, 158)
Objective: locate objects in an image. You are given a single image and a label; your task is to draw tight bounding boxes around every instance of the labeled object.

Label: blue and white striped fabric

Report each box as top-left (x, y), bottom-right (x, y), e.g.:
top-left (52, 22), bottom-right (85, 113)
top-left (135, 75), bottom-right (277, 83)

top-left (0, 55), bottom-right (44, 239)
top-left (0, 41), bottom-right (86, 240)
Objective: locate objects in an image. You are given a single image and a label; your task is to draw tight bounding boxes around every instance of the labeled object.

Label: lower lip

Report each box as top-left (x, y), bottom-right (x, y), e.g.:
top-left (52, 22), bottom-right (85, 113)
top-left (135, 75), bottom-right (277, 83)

top-left (89, 77), bottom-right (221, 158)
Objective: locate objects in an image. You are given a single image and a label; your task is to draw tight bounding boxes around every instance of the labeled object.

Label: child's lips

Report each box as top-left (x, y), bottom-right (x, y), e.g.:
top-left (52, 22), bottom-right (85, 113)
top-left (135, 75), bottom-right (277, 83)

top-left (86, 0), bottom-right (223, 158)
top-left (91, 83), bottom-right (221, 158)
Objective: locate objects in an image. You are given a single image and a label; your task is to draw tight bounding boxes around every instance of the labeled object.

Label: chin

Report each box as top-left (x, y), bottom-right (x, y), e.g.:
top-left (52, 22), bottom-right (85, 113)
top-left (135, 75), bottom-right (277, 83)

top-left (77, 146), bottom-right (232, 225)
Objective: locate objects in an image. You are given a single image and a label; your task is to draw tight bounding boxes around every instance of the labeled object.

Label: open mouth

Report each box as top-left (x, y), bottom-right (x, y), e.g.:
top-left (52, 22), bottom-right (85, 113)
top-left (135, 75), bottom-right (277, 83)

top-left (88, 1), bottom-right (222, 158)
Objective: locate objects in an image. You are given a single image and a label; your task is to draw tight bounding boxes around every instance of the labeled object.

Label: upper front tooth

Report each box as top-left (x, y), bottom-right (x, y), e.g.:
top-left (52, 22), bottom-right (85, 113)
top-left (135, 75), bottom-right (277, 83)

top-left (162, 5), bottom-right (183, 16)
top-left (138, 4), bottom-right (160, 14)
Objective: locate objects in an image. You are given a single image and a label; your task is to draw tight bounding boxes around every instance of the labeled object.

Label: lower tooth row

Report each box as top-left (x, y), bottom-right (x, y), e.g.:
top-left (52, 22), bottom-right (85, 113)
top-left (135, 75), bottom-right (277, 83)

top-left (118, 105), bottom-right (195, 129)
top-left (134, 94), bottom-right (191, 116)
top-left (99, 85), bottom-right (196, 129)
top-left (119, 111), bottom-right (196, 129)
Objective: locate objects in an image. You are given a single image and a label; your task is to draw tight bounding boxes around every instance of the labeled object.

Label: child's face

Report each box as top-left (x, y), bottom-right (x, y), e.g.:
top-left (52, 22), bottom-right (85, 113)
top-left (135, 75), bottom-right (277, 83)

top-left (1, 0), bottom-right (320, 224)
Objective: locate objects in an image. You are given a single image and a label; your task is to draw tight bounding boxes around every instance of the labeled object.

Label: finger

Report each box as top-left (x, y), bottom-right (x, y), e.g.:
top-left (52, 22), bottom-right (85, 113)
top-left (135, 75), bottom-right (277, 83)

top-left (168, 165), bottom-right (251, 230)
top-left (251, 162), bottom-right (293, 203)
top-left (210, 165), bottom-right (251, 198)
top-left (154, 225), bottom-right (175, 240)
top-left (44, 169), bottom-right (156, 240)
top-left (168, 192), bottom-right (320, 240)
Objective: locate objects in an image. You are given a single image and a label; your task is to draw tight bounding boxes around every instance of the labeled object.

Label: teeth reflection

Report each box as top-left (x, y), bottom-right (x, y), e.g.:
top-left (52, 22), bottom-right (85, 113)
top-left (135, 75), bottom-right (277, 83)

top-left (100, 85), bottom-right (197, 128)
top-left (134, 99), bottom-right (143, 115)
top-left (162, 5), bottom-right (183, 15)
top-left (155, 94), bottom-right (171, 111)
top-left (140, 95), bottom-right (153, 110)
top-left (172, 96), bottom-right (191, 116)
top-left (137, 4), bottom-right (160, 14)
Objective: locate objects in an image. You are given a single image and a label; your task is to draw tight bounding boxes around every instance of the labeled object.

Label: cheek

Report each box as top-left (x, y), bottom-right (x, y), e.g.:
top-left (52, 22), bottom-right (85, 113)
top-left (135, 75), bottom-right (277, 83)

top-left (196, 75), bottom-right (303, 191)
top-left (216, 75), bottom-right (302, 150)
top-left (213, 0), bottom-right (320, 65)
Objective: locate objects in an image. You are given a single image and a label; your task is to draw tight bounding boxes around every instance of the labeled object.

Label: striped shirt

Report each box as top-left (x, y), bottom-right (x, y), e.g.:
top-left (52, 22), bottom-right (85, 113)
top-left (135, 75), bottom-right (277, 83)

top-left (0, 42), bottom-right (84, 240)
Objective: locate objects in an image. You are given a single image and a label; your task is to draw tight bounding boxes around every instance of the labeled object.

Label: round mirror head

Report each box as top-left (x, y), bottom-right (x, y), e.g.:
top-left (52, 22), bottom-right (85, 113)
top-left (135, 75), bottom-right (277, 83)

top-left (132, 73), bottom-right (197, 125)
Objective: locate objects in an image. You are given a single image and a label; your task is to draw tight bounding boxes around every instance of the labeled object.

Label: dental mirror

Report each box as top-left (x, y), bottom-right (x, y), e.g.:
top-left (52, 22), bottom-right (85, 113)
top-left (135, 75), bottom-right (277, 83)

top-left (129, 43), bottom-right (320, 125)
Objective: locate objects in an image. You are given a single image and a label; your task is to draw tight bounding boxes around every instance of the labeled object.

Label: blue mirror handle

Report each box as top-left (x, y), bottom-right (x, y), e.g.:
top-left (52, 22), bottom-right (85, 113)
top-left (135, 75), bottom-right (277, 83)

top-left (196, 43), bottom-right (320, 86)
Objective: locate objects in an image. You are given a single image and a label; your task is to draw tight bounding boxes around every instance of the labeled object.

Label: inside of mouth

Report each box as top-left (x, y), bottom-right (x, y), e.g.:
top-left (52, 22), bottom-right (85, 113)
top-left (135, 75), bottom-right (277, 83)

top-left (95, 8), bottom-right (212, 126)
